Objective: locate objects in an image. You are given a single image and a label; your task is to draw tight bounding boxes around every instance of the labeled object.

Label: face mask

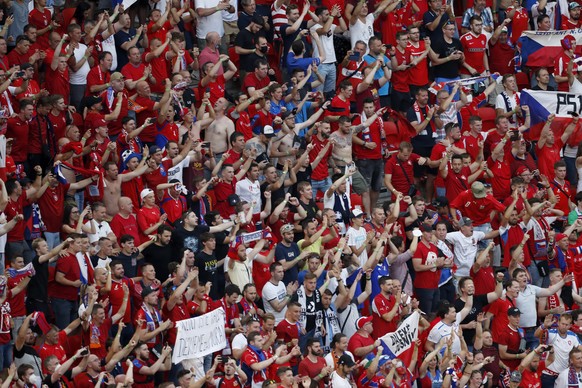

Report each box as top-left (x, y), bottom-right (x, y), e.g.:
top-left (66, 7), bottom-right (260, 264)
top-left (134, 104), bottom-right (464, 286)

top-left (260, 46), bottom-right (268, 53)
top-left (29, 374), bottom-right (41, 387)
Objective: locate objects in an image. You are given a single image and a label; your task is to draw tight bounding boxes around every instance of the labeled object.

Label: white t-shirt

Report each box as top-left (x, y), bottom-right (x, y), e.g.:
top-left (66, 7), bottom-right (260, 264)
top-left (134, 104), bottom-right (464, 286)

top-left (330, 371), bottom-right (353, 388)
top-left (546, 329), bottom-right (581, 374)
top-left (445, 231), bottom-right (485, 277)
top-left (494, 91), bottom-right (521, 128)
top-left (349, 14), bottom-right (375, 54)
top-left (310, 24), bottom-right (337, 64)
top-left (101, 34), bottom-right (118, 71)
top-left (221, 0), bottom-right (238, 22)
top-left (232, 332), bottom-right (248, 351)
top-left (235, 178), bottom-right (261, 214)
top-left (427, 313), bottom-right (463, 354)
top-left (69, 43), bottom-right (91, 85)
top-left (195, 0), bottom-right (225, 38)
top-left (346, 226), bottom-right (368, 267)
top-left (262, 280), bottom-right (287, 324)
top-left (515, 284), bottom-right (544, 328)
top-left (571, 77), bottom-right (582, 94)
top-left (85, 219), bottom-right (114, 244)
top-left (168, 155), bottom-right (190, 183)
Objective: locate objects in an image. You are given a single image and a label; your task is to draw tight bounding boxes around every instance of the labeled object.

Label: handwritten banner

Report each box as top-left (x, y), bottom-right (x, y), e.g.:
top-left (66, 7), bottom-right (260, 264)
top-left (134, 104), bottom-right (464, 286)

top-left (172, 308), bottom-right (226, 363)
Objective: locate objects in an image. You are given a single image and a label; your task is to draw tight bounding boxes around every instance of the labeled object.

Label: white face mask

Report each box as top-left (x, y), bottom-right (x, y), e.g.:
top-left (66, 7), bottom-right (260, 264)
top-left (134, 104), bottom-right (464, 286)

top-left (28, 374), bottom-right (41, 387)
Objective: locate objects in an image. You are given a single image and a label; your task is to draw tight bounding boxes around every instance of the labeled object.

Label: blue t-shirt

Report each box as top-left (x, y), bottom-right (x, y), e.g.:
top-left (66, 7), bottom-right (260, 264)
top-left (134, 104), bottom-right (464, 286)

top-left (275, 242), bottom-right (301, 285)
top-left (287, 53), bottom-right (321, 74)
top-left (364, 54), bottom-right (391, 97)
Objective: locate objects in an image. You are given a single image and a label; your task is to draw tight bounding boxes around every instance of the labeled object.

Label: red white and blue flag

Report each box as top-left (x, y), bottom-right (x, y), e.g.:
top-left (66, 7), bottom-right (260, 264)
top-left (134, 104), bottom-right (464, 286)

top-left (520, 89), bottom-right (579, 139)
top-left (518, 28), bottom-right (582, 69)
top-left (378, 311), bottom-right (420, 365)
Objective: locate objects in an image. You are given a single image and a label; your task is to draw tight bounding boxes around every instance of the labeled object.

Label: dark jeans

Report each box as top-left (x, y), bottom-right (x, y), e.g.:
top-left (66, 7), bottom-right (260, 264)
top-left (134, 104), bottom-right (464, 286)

top-left (439, 280), bottom-right (456, 304)
top-left (51, 298), bottom-right (78, 330)
top-left (414, 287), bottom-right (440, 314)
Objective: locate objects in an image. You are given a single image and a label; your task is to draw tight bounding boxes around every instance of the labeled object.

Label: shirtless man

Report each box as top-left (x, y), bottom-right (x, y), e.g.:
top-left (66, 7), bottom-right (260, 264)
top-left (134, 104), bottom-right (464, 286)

top-left (270, 103), bottom-right (329, 169)
top-left (328, 107), bottom-right (387, 213)
top-left (103, 147), bottom-right (150, 216)
top-left (204, 97), bottom-right (235, 155)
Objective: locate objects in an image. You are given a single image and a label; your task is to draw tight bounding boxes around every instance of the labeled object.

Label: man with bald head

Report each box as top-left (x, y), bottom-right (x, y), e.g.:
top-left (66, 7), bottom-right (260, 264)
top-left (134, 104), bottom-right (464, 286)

top-left (199, 32), bottom-right (224, 75)
top-left (103, 152), bottom-right (150, 216)
top-left (133, 80), bottom-right (172, 145)
top-left (110, 196), bottom-right (140, 245)
top-left (204, 97), bottom-right (235, 156)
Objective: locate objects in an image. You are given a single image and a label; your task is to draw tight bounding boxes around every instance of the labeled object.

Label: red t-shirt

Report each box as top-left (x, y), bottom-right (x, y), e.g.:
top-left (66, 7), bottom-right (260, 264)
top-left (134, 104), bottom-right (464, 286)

top-left (459, 32), bottom-right (487, 75)
top-left (392, 47), bottom-right (412, 92)
top-left (309, 136), bottom-right (332, 181)
top-left (137, 205), bottom-right (161, 243)
top-left (497, 324), bottom-right (523, 370)
top-left (276, 319), bottom-right (300, 366)
top-left (384, 154), bottom-right (421, 197)
top-left (110, 214), bottom-right (140, 246)
top-left (488, 155), bottom-right (511, 201)
top-left (49, 111), bottom-right (69, 141)
top-left (121, 62), bottom-right (146, 84)
top-left (4, 192), bottom-right (29, 242)
top-left (352, 116), bottom-right (383, 160)
top-left (143, 50), bottom-right (168, 93)
top-left (53, 253), bottom-right (81, 301)
top-left (347, 332), bottom-right (374, 362)
top-left (38, 341), bottom-right (67, 373)
top-left (86, 66), bottom-right (111, 96)
top-left (298, 356), bottom-right (328, 387)
top-left (134, 96), bottom-right (157, 141)
top-left (85, 317), bottom-right (112, 359)
top-left (443, 166), bottom-right (472, 205)
top-left (45, 68), bottom-right (70, 105)
top-left (449, 190), bottom-right (505, 226)
top-left (501, 224), bottom-right (532, 267)
top-left (372, 293), bottom-right (398, 337)
top-left (325, 95), bottom-right (350, 132)
top-left (507, 7), bottom-right (529, 45)
top-left (7, 273), bottom-right (27, 317)
top-left (109, 278), bottom-right (134, 323)
top-left (408, 40), bottom-right (429, 87)
top-left (470, 265), bottom-right (496, 296)
top-left (199, 74), bottom-right (226, 106)
top-left (121, 174), bottom-right (145, 213)
top-left (413, 241), bottom-right (441, 289)
top-left (488, 297), bottom-right (514, 342)
top-left (28, 8), bottom-right (52, 49)
top-left (100, 90), bottom-right (129, 138)
top-left (537, 139), bottom-right (564, 181)
top-left (146, 20), bottom-right (172, 44)
top-left (143, 159), bottom-right (173, 192)
top-left (6, 116), bottom-right (30, 163)
top-left (242, 72), bottom-right (270, 94)
top-left (162, 299), bottom-right (190, 344)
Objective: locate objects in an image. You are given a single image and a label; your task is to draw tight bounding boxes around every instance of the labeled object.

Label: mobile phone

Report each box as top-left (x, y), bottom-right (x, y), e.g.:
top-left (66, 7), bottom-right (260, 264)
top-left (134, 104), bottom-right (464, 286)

top-left (291, 107), bottom-right (298, 115)
top-left (509, 130), bottom-right (520, 141)
top-left (201, 142), bottom-right (210, 148)
top-left (15, 71), bottom-right (24, 77)
top-left (348, 52), bottom-right (360, 61)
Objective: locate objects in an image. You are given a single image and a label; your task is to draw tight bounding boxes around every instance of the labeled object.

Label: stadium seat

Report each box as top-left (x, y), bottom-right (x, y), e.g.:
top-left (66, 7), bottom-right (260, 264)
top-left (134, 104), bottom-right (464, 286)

top-left (478, 106), bottom-right (497, 129)
top-left (515, 72), bottom-right (530, 91)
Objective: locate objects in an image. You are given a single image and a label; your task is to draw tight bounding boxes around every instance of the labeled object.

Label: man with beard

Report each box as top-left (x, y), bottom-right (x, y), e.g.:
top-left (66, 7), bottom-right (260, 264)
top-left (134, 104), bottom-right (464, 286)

top-left (172, 209), bottom-right (235, 256)
top-left (100, 72), bottom-right (130, 139)
top-left (238, 283), bottom-right (265, 321)
top-left (132, 343), bottom-right (173, 384)
top-left (142, 225), bottom-right (173, 282)
top-left (275, 224), bottom-right (309, 287)
top-left (299, 339), bottom-right (332, 387)
top-left (323, 170), bottom-right (356, 234)
top-left (262, 261), bottom-right (299, 324)
top-left (308, 120), bottom-right (334, 196)
top-left (291, 273), bottom-right (323, 351)
top-left (194, 233), bottom-right (224, 300)
top-left (135, 287), bottom-right (173, 350)
top-left (330, 354), bottom-right (357, 388)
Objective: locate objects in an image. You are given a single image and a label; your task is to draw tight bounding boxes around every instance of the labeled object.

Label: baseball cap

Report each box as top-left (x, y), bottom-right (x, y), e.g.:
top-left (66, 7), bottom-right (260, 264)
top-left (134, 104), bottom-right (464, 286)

top-left (556, 233), bottom-right (568, 241)
top-left (355, 316), bottom-right (373, 330)
top-left (20, 63), bottom-right (33, 71)
top-left (419, 224), bottom-right (433, 233)
top-left (141, 286), bottom-right (157, 299)
top-left (280, 224), bottom-right (294, 234)
top-left (507, 307), bottom-right (522, 316)
top-left (458, 217), bottom-right (473, 227)
top-left (149, 145), bottom-right (163, 155)
top-left (261, 125), bottom-right (275, 137)
top-left (85, 95), bottom-right (102, 109)
top-left (433, 196), bottom-right (449, 208)
top-left (338, 354), bottom-right (356, 367)
top-left (140, 188), bottom-right (154, 201)
top-left (570, 2), bottom-right (581, 9)
top-left (501, 26), bottom-right (508, 33)
top-left (510, 370), bottom-right (522, 383)
top-left (110, 72), bottom-right (124, 81)
top-left (471, 181), bottom-right (487, 198)
top-left (351, 209), bottom-right (365, 219)
top-left (95, 118), bottom-right (108, 128)
top-left (516, 165), bottom-right (530, 175)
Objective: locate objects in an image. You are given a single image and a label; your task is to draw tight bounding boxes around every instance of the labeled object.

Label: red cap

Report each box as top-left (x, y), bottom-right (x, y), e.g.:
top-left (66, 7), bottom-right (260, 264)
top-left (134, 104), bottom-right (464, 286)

top-left (516, 165), bottom-right (530, 175)
top-left (356, 316), bottom-right (373, 330)
top-left (95, 118), bottom-right (108, 128)
top-left (555, 233), bottom-right (568, 241)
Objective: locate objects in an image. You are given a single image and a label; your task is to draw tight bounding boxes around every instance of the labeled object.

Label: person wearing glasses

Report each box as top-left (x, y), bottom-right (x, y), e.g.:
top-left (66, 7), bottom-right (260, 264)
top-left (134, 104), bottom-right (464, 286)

top-left (428, 21), bottom-right (464, 93)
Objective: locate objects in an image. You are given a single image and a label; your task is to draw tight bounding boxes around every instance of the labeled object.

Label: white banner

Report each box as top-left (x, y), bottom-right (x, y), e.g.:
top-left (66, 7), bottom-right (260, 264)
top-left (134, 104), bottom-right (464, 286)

top-left (0, 135), bottom-right (5, 169)
top-left (379, 311), bottom-right (419, 361)
top-left (172, 308), bottom-right (227, 364)
top-left (121, 0), bottom-right (138, 9)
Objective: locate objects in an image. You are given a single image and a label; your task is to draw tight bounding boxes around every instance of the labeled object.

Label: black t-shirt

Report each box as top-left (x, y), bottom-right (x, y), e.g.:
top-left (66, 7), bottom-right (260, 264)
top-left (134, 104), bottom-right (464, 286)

top-left (291, 290), bottom-right (323, 332)
top-left (213, 230), bottom-right (229, 262)
top-left (195, 250), bottom-right (218, 284)
top-left (532, 85), bottom-right (556, 91)
top-left (431, 37), bottom-right (463, 79)
top-left (281, 22), bottom-right (308, 65)
top-left (142, 243), bottom-right (174, 282)
top-left (28, 255), bottom-right (48, 301)
top-left (244, 52), bottom-right (268, 73)
top-left (422, 10), bottom-right (450, 41)
top-left (290, 166), bottom-right (312, 197)
top-left (407, 105), bottom-right (436, 149)
top-left (235, 28), bottom-right (259, 72)
top-left (113, 251), bottom-right (140, 278)
top-left (172, 224), bottom-right (210, 256)
top-left (260, 181), bottom-right (286, 209)
top-left (454, 294), bottom-right (489, 344)
top-left (42, 370), bottom-right (74, 388)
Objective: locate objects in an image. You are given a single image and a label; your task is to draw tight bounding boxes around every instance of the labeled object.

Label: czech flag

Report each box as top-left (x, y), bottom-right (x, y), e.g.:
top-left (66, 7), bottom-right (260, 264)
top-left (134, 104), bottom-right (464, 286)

top-left (518, 29), bottom-right (582, 69)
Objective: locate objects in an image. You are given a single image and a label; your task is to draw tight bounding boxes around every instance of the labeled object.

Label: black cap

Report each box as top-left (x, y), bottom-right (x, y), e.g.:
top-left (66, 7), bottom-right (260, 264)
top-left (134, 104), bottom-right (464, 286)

top-left (149, 145), bottom-right (163, 155)
top-left (419, 224), bottom-right (433, 233)
top-left (338, 354), bottom-right (356, 367)
top-left (507, 307), bottom-right (522, 316)
top-left (20, 63), bottom-right (33, 71)
top-left (433, 196), bottom-right (449, 208)
top-left (141, 286), bottom-right (157, 299)
top-left (85, 95), bottom-right (102, 109)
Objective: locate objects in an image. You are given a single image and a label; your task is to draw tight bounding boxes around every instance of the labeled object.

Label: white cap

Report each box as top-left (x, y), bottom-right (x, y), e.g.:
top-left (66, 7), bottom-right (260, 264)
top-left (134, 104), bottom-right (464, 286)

top-left (140, 188), bottom-right (154, 201)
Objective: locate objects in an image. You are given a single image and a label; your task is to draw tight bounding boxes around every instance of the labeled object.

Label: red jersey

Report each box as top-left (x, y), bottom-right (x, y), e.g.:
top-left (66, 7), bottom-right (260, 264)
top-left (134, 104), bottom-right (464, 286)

top-left (325, 95), bottom-right (350, 132)
top-left (242, 72), bottom-right (270, 94)
top-left (384, 154), bottom-right (421, 199)
top-left (413, 241), bottom-right (441, 289)
top-left (488, 155), bottom-right (511, 201)
top-left (143, 159), bottom-right (173, 191)
top-left (85, 317), bottom-right (112, 359)
top-left (143, 50), bottom-right (168, 94)
top-left (551, 178), bottom-right (572, 216)
top-left (137, 205), bottom-right (161, 243)
top-left (4, 192), bottom-right (29, 242)
top-left (501, 224), bottom-right (532, 267)
top-left (86, 66), bottom-right (111, 96)
top-left (162, 299), bottom-right (189, 344)
top-left (241, 347), bottom-right (274, 386)
top-left (6, 116), bottom-right (30, 163)
top-left (110, 213), bottom-right (140, 246)
top-left (309, 136), bottom-right (332, 181)
top-left (120, 174), bottom-right (145, 212)
top-left (347, 332), bottom-right (375, 362)
top-left (53, 253), bottom-right (81, 301)
top-left (298, 356), bottom-right (328, 388)
top-left (352, 115), bottom-right (383, 160)
top-left (45, 68), bottom-right (70, 105)
top-left (554, 53), bottom-right (575, 92)
top-left (443, 166), bottom-right (472, 204)
top-left (28, 8), bottom-right (52, 50)
top-left (507, 7), bottom-right (529, 45)
top-left (100, 89), bottom-right (129, 138)
top-left (48, 111), bottom-right (68, 140)
top-left (469, 265), bottom-right (496, 296)
top-left (109, 278), bottom-right (134, 323)
top-left (408, 40), bottom-right (429, 87)
top-left (538, 140), bottom-right (564, 181)
top-left (449, 190), bottom-right (505, 226)
top-left (459, 32), bottom-right (487, 75)
top-left (276, 319), bottom-right (300, 366)
top-left (7, 273), bottom-right (26, 317)
top-left (121, 62), bottom-right (146, 85)
top-left (497, 324), bottom-right (523, 370)
top-left (372, 293), bottom-right (398, 337)
top-left (488, 297), bottom-right (515, 342)
top-left (488, 40), bottom-right (514, 76)
top-left (199, 74), bottom-right (226, 106)
top-left (392, 47), bottom-right (412, 93)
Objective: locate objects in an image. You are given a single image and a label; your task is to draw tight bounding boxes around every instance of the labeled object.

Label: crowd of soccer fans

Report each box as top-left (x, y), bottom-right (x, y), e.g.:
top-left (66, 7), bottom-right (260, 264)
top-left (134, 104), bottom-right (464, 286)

top-left (2, 0), bottom-right (582, 386)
